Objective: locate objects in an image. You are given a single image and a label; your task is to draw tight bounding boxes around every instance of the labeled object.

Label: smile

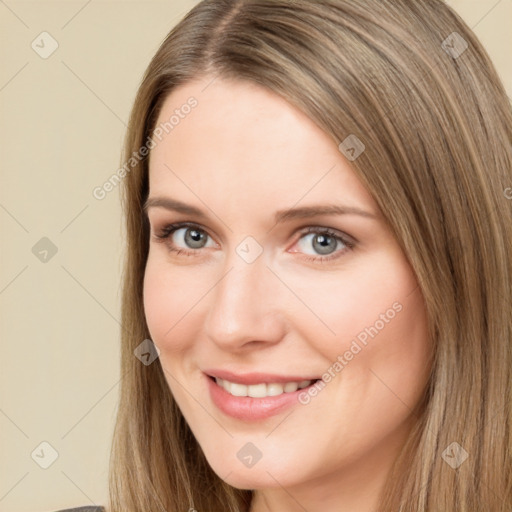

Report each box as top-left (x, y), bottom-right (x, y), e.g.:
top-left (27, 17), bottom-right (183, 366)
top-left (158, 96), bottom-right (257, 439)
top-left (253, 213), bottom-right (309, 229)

top-left (214, 377), bottom-right (314, 397)
top-left (206, 374), bottom-right (321, 421)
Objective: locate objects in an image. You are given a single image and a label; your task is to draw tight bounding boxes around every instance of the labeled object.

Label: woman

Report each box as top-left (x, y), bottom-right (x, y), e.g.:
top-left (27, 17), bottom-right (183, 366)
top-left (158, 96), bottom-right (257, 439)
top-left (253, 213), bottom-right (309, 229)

top-left (80, 0), bottom-right (512, 510)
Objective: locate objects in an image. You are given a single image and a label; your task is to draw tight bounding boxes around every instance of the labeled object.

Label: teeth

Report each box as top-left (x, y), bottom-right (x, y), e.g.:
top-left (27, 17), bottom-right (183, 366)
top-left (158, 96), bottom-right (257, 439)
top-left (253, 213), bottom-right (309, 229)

top-left (230, 382), bottom-right (248, 397)
top-left (267, 383), bottom-right (285, 396)
top-left (248, 383), bottom-right (267, 398)
top-left (214, 377), bottom-right (314, 398)
top-left (284, 382), bottom-right (298, 392)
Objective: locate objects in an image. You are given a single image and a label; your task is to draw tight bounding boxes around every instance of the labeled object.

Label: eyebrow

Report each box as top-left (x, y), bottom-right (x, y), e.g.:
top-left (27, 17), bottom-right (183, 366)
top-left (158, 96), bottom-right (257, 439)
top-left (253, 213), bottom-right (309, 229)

top-left (143, 197), bottom-right (378, 223)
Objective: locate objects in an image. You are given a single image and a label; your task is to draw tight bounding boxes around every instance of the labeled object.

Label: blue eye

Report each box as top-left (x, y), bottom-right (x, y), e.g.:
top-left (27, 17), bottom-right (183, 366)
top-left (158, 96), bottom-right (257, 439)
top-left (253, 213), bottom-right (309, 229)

top-left (155, 223), bottom-right (214, 254)
top-left (152, 222), bottom-right (355, 262)
top-left (294, 227), bottom-right (354, 262)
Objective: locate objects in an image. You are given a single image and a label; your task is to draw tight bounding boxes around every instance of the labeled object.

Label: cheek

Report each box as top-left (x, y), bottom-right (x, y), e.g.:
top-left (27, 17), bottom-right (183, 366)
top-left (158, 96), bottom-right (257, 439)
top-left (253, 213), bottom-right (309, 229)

top-left (324, 260), bottom-right (431, 416)
top-left (286, 254), bottom-right (422, 355)
top-left (301, 251), bottom-right (431, 395)
top-left (365, 285), bottom-right (431, 391)
top-left (142, 255), bottom-right (203, 355)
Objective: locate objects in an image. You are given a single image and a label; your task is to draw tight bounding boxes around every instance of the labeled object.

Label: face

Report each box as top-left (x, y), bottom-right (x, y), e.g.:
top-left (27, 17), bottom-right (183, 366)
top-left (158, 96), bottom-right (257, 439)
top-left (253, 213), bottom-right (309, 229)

top-left (143, 76), bottom-right (431, 501)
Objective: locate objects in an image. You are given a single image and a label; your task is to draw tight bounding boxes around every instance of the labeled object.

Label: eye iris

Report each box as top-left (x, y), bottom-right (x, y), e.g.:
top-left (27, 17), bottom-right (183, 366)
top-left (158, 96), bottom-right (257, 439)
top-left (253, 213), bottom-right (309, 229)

top-left (312, 233), bottom-right (337, 255)
top-left (176, 229), bottom-right (340, 254)
top-left (185, 228), bottom-right (206, 248)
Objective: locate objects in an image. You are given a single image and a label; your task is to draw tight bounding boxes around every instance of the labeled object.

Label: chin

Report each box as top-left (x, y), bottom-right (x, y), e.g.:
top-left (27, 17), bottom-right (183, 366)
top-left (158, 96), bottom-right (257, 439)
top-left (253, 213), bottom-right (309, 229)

top-left (203, 448), bottom-right (305, 490)
top-left (215, 467), bottom-right (289, 491)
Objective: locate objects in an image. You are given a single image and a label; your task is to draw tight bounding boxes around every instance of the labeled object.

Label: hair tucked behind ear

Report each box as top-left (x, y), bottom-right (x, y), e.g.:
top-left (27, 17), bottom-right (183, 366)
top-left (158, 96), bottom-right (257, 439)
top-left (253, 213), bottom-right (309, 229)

top-left (107, 1), bottom-right (512, 510)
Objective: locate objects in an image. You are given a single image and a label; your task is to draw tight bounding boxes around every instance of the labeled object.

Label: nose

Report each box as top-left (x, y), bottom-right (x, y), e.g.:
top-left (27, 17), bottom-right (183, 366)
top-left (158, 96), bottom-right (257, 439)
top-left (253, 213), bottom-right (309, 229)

top-left (204, 244), bottom-right (287, 352)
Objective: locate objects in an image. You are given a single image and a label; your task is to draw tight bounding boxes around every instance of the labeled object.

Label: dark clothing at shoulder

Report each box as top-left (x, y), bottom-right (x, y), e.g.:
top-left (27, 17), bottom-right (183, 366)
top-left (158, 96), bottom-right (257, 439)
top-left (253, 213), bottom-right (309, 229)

top-left (54, 506), bottom-right (105, 512)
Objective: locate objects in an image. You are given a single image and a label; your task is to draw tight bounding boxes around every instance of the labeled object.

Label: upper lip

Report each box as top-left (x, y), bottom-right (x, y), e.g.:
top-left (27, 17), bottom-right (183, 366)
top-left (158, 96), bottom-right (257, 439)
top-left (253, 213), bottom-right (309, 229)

top-left (204, 369), bottom-right (320, 385)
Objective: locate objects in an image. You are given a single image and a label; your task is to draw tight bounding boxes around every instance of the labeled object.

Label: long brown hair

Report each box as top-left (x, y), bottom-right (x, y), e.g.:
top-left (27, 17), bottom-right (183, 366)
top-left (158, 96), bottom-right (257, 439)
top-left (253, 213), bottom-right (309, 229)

top-left (107, 1), bottom-right (512, 510)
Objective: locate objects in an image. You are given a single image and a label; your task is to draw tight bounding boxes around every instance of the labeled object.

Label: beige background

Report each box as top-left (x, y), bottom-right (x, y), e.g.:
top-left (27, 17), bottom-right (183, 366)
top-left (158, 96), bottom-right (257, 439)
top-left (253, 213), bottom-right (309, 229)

top-left (0, 1), bottom-right (510, 511)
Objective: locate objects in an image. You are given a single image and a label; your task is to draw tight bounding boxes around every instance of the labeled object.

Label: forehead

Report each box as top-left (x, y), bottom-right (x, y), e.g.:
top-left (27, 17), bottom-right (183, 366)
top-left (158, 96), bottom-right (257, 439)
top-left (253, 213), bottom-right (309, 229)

top-left (148, 77), bottom-right (377, 215)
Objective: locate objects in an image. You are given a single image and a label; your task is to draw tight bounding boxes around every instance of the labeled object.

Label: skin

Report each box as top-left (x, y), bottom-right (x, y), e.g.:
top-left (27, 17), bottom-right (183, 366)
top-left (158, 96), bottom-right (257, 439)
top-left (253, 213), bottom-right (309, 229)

top-left (143, 75), bottom-right (432, 512)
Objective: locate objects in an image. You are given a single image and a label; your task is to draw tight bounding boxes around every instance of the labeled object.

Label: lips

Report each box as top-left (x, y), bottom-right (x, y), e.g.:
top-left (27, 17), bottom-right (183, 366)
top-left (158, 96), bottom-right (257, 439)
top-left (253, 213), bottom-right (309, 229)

top-left (204, 370), bottom-right (321, 421)
top-left (204, 368), bottom-right (321, 385)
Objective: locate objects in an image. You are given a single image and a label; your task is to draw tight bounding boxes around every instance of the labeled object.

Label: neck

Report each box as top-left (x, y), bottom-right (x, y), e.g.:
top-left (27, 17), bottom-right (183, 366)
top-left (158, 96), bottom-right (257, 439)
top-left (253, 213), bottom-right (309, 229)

top-left (249, 466), bottom-right (384, 512)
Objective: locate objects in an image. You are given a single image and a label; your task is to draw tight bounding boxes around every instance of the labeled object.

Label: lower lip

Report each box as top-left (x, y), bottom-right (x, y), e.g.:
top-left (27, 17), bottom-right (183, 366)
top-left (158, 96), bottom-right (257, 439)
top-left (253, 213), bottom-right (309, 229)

top-left (206, 374), bottom-right (317, 421)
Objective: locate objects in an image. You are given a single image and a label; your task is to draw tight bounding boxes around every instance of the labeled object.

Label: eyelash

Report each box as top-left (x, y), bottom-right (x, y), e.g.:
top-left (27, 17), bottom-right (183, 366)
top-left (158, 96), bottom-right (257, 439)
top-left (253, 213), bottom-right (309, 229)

top-left (152, 222), bottom-right (356, 263)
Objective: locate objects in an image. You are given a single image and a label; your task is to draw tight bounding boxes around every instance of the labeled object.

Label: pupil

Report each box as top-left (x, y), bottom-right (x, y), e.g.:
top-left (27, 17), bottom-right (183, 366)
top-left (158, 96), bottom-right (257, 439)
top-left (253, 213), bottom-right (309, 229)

top-left (186, 229), bottom-right (205, 248)
top-left (314, 234), bottom-right (336, 255)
